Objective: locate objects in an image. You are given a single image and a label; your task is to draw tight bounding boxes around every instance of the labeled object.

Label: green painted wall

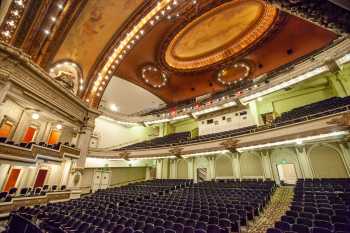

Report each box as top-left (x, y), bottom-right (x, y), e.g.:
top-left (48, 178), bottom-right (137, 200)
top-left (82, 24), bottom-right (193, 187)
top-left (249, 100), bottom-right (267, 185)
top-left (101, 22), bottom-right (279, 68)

top-left (171, 118), bottom-right (198, 137)
top-left (110, 167), bottom-right (146, 185)
top-left (257, 74), bottom-right (336, 116)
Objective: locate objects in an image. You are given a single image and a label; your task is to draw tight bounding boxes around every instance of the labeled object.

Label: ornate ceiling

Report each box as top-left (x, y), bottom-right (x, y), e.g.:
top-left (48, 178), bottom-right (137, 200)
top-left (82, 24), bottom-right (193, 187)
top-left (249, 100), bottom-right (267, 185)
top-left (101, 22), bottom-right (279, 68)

top-left (0, 0), bottom-right (345, 111)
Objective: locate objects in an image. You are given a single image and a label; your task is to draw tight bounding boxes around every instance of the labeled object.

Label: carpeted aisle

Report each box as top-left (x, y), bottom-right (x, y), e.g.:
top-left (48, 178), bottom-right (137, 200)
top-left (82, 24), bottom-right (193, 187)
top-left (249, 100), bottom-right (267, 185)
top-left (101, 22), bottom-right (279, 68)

top-left (247, 187), bottom-right (294, 233)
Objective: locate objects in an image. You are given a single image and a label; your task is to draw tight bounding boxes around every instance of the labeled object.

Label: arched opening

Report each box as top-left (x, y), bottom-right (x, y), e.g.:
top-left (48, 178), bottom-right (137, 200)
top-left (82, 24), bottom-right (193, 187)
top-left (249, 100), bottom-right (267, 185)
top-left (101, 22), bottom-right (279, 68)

top-left (215, 154), bottom-right (233, 178)
top-left (240, 152), bottom-right (263, 178)
top-left (309, 145), bottom-right (348, 178)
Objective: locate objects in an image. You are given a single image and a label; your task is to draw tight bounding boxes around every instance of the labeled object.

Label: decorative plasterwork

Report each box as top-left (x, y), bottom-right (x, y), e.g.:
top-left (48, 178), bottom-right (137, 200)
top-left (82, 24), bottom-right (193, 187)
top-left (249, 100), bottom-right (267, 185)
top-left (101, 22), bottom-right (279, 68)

top-left (220, 139), bottom-right (239, 153)
top-left (0, 143), bottom-right (80, 163)
top-left (163, 0), bottom-right (278, 71)
top-left (49, 60), bottom-right (84, 96)
top-left (0, 0), bottom-right (29, 43)
top-left (141, 64), bottom-right (168, 89)
top-left (169, 147), bottom-right (184, 158)
top-left (85, 0), bottom-right (184, 105)
top-left (0, 42), bottom-right (99, 125)
top-left (216, 60), bottom-right (253, 86)
top-left (327, 112), bottom-right (350, 128)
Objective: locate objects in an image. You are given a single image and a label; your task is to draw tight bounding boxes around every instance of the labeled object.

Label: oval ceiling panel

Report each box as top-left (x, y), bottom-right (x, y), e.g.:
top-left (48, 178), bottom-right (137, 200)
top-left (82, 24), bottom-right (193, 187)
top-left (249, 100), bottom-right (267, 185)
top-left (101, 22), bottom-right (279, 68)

top-left (164, 0), bottom-right (278, 71)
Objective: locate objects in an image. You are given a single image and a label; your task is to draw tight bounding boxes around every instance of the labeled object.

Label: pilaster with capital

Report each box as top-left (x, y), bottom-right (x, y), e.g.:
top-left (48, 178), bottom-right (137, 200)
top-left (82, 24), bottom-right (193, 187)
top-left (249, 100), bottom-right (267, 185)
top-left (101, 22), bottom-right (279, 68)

top-left (76, 112), bottom-right (98, 168)
top-left (260, 150), bottom-right (274, 180)
top-left (207, 156), bottom-right (216, 180)
top-left (0, 80), bottom-right (11, 104)
top-left (232, 152), bottom-right (241, 179)
top-left (338, 140), bottom-right (350, 177)
top-left (295, 146), bottom-right (313, 178)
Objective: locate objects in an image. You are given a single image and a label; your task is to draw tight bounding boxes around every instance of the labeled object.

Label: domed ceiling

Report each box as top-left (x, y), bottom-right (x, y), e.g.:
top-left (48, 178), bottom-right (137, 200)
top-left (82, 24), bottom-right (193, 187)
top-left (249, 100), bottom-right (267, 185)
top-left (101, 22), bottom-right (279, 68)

top-left (0, 0), bottom-right (340, 112)
top-left (164, 0), bottom-right (277, 71)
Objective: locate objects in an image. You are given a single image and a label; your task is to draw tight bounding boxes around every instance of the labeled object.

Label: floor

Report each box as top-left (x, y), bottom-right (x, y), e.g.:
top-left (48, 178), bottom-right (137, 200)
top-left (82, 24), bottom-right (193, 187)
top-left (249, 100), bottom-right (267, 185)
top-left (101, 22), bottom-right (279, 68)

top-left (247, 187), bottom-right (294, 233)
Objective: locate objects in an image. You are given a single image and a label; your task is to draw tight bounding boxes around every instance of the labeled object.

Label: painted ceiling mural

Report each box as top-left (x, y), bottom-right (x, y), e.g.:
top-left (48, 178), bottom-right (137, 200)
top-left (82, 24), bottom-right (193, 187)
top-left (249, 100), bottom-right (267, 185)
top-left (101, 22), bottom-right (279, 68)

top-left (53, 0), bottom-right (144, 81)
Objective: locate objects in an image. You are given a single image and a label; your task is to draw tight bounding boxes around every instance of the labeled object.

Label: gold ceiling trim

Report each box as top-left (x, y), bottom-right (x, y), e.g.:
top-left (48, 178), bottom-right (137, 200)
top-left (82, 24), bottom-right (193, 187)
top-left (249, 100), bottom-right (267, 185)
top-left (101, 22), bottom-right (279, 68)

top-left (164, 0), bottom-right (278, 71)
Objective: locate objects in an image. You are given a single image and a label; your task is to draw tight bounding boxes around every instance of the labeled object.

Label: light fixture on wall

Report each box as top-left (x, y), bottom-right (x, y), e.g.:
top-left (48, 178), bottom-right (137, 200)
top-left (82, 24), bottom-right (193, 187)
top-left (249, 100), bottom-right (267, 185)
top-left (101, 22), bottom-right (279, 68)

top-left (32, 112), bottom-right (40, 120)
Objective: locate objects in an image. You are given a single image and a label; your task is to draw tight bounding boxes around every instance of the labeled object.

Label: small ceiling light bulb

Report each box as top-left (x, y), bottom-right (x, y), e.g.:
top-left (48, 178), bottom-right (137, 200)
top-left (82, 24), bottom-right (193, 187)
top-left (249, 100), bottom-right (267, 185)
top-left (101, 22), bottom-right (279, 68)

top-left (56, 124), bottom-right (62, 130)
top-left (110, 104), bottom-right (119, 112)
top-left (296, 139), bottom-right (303, 145)
top-left (32, 113), bottom-right (40, 120)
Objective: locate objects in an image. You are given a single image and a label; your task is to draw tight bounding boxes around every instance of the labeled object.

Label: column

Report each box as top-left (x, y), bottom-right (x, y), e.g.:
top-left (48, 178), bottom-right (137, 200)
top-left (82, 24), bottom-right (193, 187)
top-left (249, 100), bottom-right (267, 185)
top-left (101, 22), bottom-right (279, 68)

top-left (156, 159), bottom-right (162, 179)
top-left (248, 100), bottom-right (263, 126)
top-left (169, 159), bottom-right (177, 179)
top-left (60, 159), bottom-right (73, 186)
top-left (145, 167), bottom-right (151, 180)
top-left (187, 158), bottom-right (196, 183)
top-left (295, 146), bottom-right (313, 178)
top-left (338, 142), bottom-right (350, 176)
top-left (0, 81), bottom-right (11, 104)
top-left (207, 156), bottom-right (216, 180)
top-left (232, 152), bottom-right (241, 179)
top-left (161, 159), bottom-right (169, 179)
top-left (260, 150), bottom-right (273, 180)
top-left (76, 125), bottom-right (94, 168)
top-left (328, 74), bottom-right (347, 97)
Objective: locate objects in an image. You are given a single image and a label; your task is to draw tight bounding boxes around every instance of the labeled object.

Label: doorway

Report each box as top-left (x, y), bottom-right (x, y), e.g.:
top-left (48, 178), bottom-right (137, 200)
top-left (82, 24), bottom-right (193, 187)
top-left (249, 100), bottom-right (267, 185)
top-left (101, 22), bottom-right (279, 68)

top-left (92, 170), bottom-right (111, 192)
top-left (197, 168), bottom-right (207, 182)
top-left (277, 163), bottom-right (297, 185)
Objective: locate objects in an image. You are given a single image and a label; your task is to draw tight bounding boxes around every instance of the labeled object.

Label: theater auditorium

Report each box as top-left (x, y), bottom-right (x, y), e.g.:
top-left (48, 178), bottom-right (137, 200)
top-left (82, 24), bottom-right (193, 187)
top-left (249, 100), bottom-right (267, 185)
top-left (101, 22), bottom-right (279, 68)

top-left (0, 0), bottom-right (349, 233)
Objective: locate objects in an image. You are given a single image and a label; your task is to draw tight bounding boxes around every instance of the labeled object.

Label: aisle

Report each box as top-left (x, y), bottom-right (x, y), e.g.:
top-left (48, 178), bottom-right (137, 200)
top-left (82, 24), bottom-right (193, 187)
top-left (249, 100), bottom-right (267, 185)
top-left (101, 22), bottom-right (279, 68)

top-left (247, 187), bottom-right (294, 233)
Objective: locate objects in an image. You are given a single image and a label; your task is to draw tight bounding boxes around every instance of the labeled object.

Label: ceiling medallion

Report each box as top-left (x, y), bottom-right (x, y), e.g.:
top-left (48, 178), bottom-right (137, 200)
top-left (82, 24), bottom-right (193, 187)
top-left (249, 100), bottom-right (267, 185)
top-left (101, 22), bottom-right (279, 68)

top-left (163, 0), bottom-right (278, 71)
top-left (141, 64), bottom-right (168, 89)
top-left (216, 61), bottom-right (253, 86)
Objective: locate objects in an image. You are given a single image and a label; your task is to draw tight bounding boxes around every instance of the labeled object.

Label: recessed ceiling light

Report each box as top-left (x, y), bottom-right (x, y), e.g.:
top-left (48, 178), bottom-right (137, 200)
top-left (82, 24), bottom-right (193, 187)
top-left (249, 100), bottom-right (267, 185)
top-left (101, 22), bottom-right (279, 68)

top-left (56, 124), bottom-right (62, 130)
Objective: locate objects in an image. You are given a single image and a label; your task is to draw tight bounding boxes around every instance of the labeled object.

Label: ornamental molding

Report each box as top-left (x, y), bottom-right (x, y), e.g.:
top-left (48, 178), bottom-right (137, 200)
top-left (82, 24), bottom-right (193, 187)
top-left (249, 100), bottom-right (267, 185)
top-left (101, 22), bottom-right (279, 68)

top-left (0, 42), bottom-right (100, 125)
top-left (220, 139), bottom-right (240, 153)
top-left (327, 112), bottom-right (350, 128)
top-left (0, 143), bottom-right (80, 163)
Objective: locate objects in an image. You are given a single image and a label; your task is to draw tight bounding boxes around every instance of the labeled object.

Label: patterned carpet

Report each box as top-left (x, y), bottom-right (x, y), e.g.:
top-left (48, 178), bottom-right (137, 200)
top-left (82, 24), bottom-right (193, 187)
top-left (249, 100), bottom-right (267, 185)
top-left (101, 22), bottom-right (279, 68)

top-left (247, 187), bottom-right (294, 233)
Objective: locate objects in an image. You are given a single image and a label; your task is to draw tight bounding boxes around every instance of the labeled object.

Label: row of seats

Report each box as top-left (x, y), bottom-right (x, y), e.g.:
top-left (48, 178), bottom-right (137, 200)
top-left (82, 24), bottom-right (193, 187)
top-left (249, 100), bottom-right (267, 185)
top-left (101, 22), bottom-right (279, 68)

top-left (267, 179), bottom-right (350, 233)
top-left (0, 138), bottom-right (76, 150)
top-left (0, 185), bottom-right (67, 203)
top-left (8, 179), bottom-right (275, 233)
top-left (116, 97), bottom-right (350, 151)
